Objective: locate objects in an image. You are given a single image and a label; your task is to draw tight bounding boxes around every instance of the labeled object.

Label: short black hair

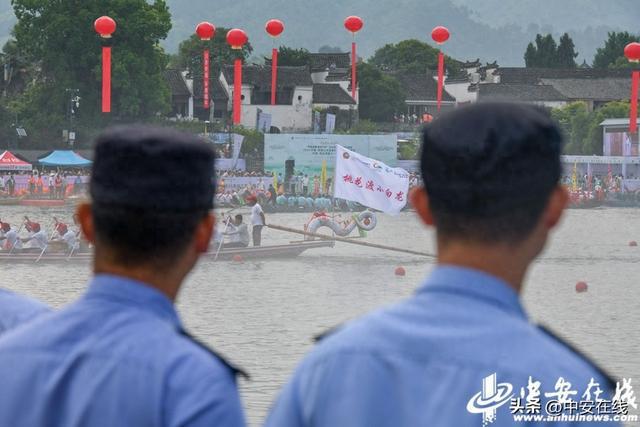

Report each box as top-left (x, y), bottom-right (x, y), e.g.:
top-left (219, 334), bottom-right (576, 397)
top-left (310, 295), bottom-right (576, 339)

top-left (420, 102), bottom-right (564, 243)
top-left (235, 214), bottom-right (243, 222)
top-left (92, 205), bottom-right (209, 268)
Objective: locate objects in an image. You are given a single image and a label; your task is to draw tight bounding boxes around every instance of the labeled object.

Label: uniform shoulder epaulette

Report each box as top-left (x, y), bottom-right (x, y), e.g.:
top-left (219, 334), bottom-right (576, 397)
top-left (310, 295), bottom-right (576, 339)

top-left (537, 324), bottom-right (616, 391)
top-left (179, 330), bottom-right (250, 380)
top-left (313, 324), bottom-right (344, 343)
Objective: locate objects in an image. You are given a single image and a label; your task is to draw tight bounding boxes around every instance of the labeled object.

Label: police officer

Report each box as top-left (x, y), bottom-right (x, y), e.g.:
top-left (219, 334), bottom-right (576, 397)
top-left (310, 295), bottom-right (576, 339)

top-left (0, 126), bottom-right (247, 426)
top-left (266, 103), bottom-right (618, 426)
top-left (0, 288), bottom-right (51, 334)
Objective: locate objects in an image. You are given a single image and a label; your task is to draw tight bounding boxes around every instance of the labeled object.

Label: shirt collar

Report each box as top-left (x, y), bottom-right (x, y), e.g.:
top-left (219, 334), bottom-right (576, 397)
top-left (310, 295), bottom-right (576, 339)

top-left (417, 265), bottom-right (527, 319)
top-left (84, 274), bottom-right (181, 328)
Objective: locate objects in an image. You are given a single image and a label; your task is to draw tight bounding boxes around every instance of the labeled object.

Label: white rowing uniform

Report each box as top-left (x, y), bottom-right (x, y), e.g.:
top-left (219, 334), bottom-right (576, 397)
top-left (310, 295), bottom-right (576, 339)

top-left (2, 229), bottom-right (22, 251)
top-left (61, 231), bottom-right (78, 251)
top-left (26, 230), bottom-right (48, 250)
top-left (225, 223), bottom-right (250, 246)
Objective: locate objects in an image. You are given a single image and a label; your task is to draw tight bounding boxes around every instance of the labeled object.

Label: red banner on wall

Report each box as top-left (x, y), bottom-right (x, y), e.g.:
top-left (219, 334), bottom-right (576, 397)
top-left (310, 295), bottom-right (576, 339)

top-left (203, 49), bottom-right (210, 109)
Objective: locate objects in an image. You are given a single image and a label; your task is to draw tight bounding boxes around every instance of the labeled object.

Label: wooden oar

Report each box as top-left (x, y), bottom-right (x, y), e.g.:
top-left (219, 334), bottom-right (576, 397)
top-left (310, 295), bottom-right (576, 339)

top-left (214, 217), bottom-right (232, 261)
top-left (268, 224), bottom-right (435, 258)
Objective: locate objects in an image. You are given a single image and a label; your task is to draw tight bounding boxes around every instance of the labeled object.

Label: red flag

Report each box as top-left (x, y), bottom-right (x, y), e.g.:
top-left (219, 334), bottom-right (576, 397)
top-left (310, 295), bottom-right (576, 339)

top-left (102, 46), bottom-right (112, 113)
top-left (437, 51), bottom-right (445, 112)
top-left (630, 71), bottom-right (639, 134)
top-left (271, 48), bottom-right (278, 105)
top-left (351, 42), bottom-right (357, 101)
top-left (203, 49), bottom-right (210, 109)
top-left (233, 58), bottom-right (242, 125)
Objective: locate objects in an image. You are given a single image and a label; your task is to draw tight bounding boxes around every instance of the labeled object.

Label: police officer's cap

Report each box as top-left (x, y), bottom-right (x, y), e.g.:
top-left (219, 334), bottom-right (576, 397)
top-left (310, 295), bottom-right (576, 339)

top-left (91, 125), bottom-right (215, 212)
top-left (421, 102), bottom-right (563, 217)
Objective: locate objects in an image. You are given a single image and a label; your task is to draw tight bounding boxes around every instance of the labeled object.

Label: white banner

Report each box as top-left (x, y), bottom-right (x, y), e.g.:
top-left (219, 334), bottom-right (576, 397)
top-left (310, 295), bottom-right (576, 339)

top-left (232, 134), bottom-right (244, 167)
top-left (326, 114), bottom-right (336, 134)
top-left (334, 145), bottom-right (409, 215)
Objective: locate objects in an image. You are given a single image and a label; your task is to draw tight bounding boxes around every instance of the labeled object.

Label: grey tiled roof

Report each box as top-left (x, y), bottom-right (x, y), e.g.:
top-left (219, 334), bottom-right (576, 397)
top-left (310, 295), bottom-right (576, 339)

top-left (394, 73), bottom-right (456, 102)
top-left (309, 53), bottom-right (351, 72)
top-left (193, 75), bottom-right (229, 103)
top-left (163, 69), bottom-right (191, 97)
top-left (478, 83), bottom-right (567, 102)
top-left (540, 78), bottom-right (632, 101)
top-left (497, 67), bottom-right (630, 84)
top-left (312, 84), bottom-right (356, 105)
top-left (223, 65), bottom-right (313, 88)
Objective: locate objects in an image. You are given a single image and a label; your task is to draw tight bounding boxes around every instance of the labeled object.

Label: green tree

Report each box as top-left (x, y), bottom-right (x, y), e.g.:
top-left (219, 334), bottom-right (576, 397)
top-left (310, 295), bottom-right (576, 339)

top-left (552, 101), bottom-right (631, 155)
top-left (524, 34), bottom-right (559, 67)
top-left (557, 33), bottom-right (578, 68)
top-left (275, 47), bottom-right (310, 67)
top-left (369, 39), bottom-right (463, 77)
top-left (171, 27), bottom-right (253, 75)
top-left (9, 0), bottom-right (173, 131)
top-left (551, 102), bottom-right (590, 154)
top-left (348, 119), bottom-right (378, 135)
top-left (358, 62), bottom-right (405, 122)
top-left (593, 31), bottom-right (640, 69)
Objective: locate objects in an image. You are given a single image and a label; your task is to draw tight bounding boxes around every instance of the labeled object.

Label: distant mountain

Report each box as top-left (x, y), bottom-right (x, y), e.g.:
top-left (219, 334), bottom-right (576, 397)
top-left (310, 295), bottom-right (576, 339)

top-left (1, 0), bottom-right (639, 66)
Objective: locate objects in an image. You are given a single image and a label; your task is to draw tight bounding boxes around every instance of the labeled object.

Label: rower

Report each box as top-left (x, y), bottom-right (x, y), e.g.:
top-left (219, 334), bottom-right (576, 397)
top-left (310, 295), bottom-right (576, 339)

top-left (222, 215), bottom-right (250, 248)
top-left (51, 222), bottom-right (78, 252)
top-left (22, 221), bottom-right (48, 250)
top-left (0, 222), bottom-right (23, 252)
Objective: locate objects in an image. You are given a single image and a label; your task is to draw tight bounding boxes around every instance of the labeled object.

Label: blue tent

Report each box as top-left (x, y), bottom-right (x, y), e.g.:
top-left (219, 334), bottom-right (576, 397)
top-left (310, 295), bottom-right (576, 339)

top-left (39, 151), bottom-right (92, 167)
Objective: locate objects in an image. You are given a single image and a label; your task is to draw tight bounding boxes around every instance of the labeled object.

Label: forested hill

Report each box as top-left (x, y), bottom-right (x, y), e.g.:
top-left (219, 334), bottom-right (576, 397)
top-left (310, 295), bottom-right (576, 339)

top-left (2, 0), bottom-right (639, 66)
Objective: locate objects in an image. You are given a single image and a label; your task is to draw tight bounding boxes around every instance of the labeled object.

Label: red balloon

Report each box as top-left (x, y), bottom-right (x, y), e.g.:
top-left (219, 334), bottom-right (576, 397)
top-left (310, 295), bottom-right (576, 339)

top-left (344, 16), bottom-right (363, 33)
top-left (196, 22), bottom-right (216, 41)
top-left (94, 16), bottom-right (116, 38)
top-left (266, 19), bottom-right (284, 37)
top-left (226, 28), bottom-right (248, 49)
top-left (431, 26), bottom-right (450, 44)
top-left (625, 42), bottom-right (640, 62)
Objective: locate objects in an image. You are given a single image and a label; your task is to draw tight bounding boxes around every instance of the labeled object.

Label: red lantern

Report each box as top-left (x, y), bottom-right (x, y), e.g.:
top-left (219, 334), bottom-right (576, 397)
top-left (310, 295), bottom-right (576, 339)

top-left (196, 22), bottom-right (215, 41)
top-left (266, 19), bottom-right (284, 37)
top-left (95, 16), bottom-right (116, 113)
top-left (344, 16), bottom-right (363, 101)
top-left (227, 29), bottom-right (248, 125)
top-left (226, 28), bottom-right (248, 50)
top-left (196, 23), bottom-right (215, 110)
top-left (625, 42), bottom-right (640, 63)
top-left (431, 26), bottom-right (450, 113)
top-left (626, 43), bottom-right (640, 134)
top-left (266, 20), bottom-right (284, 106)
top-left (431, 26), bottom-right (450, 44)
top-left (94, 16), bottom-right (116, 38)
top-left (344, 16), bottom-right (363, 33)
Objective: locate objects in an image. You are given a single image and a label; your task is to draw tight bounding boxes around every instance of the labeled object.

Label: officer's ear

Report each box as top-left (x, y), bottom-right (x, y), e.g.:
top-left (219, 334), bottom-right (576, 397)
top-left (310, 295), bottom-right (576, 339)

top-left (194, 213), bottom-right (215, 254)
top-left (410, 186), bottom-right (435, 227)
top-left (76, 203), bottom-right (95, 244)
top-left (542, 185), bottom-right (568, 230)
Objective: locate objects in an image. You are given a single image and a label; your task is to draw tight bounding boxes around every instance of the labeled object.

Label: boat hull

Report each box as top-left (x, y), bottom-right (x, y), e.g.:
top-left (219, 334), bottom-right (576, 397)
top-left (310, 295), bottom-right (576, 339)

top-left (0, 241), bottom-right (335, 263)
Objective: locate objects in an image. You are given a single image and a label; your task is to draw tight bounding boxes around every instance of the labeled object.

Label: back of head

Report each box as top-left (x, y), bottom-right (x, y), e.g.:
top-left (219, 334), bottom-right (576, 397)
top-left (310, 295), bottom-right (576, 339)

top-left (420, 102), bottom-right (563, 244)
top-left (90, 125), bottom-right (215, 269)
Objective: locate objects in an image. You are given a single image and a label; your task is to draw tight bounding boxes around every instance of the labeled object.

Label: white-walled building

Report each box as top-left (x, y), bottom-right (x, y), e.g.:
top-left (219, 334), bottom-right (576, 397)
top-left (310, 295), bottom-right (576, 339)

top-left (220, 65), bottom-right (314, 132)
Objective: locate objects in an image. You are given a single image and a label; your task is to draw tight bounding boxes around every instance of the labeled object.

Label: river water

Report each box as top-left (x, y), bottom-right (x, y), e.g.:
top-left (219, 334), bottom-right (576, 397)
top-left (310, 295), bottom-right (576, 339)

top-left (0, 205), bottom-right (639, 425)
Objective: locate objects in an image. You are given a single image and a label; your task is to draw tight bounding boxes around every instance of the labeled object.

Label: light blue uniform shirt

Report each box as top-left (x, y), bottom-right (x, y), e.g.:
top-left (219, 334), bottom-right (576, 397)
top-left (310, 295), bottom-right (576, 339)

top-left (266, 266), bottom-right (617, 427)
top-left (0, 288), bottom-right (51, 333)
top-left (0, 274), bottom-right (246, 427)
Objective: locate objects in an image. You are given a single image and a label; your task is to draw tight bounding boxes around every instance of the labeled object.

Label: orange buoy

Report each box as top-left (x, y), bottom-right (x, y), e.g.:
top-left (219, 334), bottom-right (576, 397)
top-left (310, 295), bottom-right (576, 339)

top-left (629, 241), bottom-right (638, 247)
top-left (394, 266), bottom-right (406, 277)
top-left (575, 281), bottom-right (588, 293)
top-left (232, 254), bottom-right (243, 263)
